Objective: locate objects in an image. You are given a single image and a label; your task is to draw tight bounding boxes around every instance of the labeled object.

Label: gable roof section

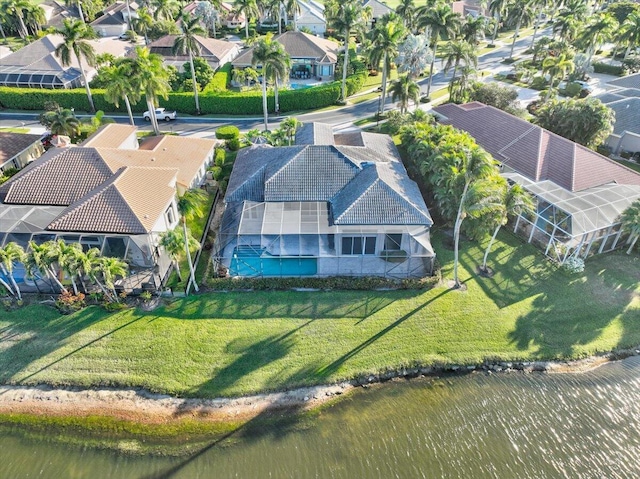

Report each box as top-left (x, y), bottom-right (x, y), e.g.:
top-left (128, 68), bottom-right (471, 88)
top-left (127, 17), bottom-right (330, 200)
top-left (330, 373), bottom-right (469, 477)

top-left (600, 97), bottom-right (640, 136)
top-left (0, 147), bottom-right (118, 205)
top-left (0, 132), bottom-right (42, 164)
top-left (48, 167), bottom-right (176, 234)
top-left (83, 124), bottom-right (137, 148)
top-left (148, 35), bottom-right (238, 62)
top-left (362, 0), bottom-right (393, 18)
top-left (296, 123), bottom-right (335, 145)
top-left (233, 31), bottom-right (339, 66)
top-left (433, 102), bottom-right (640, 192)
top-left (332, 163), bottom-right (432, 225)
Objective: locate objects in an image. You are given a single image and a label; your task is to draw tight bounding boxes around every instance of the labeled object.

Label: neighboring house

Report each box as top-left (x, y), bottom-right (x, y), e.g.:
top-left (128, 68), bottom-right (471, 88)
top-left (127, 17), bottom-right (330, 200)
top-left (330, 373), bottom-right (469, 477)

top-left (362, 0), bottom-right (393, 26)
top-left (0, 133), bottom-right (44, 174)
top-left (433, 102), bottom-right (640, 263)
top-left (597, 73), bottom-right (640, 154)
top-left (220, 1), bottom-right (246, 29)
top-left (91, 1), bottom-right (138, 37)
top-left (0, 124), bottom-right (216, 291)
top-left (148, 35), bottom-right (240, 72)
top-left (293, 0), bottom-right (326, 35)
top-left (451, 0), bottom-right (488, 17)
top-left (0, 34), bottom-right (132, 89)
top-left (215, 123), bottom-right (435, 279)
top-left (41, 0), bottom-right (80, 29)
top-left (232, 31), bottom-right (339, 79)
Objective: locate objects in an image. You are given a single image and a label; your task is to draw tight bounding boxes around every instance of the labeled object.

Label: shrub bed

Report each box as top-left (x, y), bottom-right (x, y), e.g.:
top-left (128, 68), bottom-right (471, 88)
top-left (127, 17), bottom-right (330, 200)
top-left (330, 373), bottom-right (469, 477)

top-left (592, 62), bottom-right (625, 76)
top-left (215, 125), bottom-right (240, 139)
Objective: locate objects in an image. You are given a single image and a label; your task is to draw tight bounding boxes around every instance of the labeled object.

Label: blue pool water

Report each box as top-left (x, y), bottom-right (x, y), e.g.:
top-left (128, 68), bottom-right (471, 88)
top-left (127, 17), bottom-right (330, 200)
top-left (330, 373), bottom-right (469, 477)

top-left (229, 246), bottom-right (317, 277)
top-left (290, 83), bottom-right (312, 90)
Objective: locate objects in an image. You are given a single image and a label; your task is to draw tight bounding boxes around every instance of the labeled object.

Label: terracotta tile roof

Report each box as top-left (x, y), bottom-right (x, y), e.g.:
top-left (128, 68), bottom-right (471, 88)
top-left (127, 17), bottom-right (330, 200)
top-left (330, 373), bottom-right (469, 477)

top-left (48, 167), bottom-right (176, 234)
top-left (433, 102), bottom-right (640, 192)
top-left (0, 147), bottom-right (118, 205)
top-left (233, 31), bottom-right (339, 66)
top-left (0, 132), bottom-right (42, 164)
top-left (83, 124), bottom-right (137, 148)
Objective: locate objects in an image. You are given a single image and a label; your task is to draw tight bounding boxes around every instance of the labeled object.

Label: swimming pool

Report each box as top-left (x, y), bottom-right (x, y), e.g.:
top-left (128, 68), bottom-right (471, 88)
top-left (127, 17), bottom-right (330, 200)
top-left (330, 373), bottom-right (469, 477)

top-left (290, 83), bottom-right (313, 90)
top-left (229, 246), bottom-right (317, 277)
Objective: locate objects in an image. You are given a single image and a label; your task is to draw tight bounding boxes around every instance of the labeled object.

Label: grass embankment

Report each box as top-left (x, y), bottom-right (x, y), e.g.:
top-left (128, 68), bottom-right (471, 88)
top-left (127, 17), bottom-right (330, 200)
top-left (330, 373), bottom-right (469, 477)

top-left (1, 230), bottom-right (639, 400)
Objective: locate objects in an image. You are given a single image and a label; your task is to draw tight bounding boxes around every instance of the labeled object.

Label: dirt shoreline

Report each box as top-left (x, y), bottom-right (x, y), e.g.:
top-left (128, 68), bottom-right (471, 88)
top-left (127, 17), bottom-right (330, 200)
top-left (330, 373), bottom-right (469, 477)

top-left (1, 349), bottom-right (638, 426)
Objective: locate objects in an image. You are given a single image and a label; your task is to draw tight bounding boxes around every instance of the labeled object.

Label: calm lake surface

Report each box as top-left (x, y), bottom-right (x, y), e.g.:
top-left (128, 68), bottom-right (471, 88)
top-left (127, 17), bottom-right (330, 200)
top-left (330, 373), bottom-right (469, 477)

top-left (2, 356), bottom-right (640, 479)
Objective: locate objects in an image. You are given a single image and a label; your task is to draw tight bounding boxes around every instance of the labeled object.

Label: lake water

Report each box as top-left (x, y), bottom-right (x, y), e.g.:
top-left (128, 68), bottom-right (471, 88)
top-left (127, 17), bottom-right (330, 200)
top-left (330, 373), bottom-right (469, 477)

top-left (2, 356), bottom-right (640, 478)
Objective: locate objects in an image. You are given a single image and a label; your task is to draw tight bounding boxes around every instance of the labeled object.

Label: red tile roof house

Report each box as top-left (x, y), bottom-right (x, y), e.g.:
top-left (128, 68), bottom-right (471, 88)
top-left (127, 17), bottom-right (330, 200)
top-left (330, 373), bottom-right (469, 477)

top-left (433, 102), bottom-right (640, 264)
top-left (0, 124), bottom-right (216, 292)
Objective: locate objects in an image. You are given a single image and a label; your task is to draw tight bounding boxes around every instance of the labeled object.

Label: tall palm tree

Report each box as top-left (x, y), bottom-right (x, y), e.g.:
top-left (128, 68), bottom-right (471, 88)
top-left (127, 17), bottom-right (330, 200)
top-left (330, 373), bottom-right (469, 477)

top-left (280, 116), bottom-right (301, 145)
top-left (553, 12), bottom-right (579, 43)
top-left (97, 256), bottom-right (128, 301)
top-left (528, 0), bottom-right (548, 49)
top-left (328, 0), bottom-right (363, 102)
top-left (417, 3), bottom-right (460, 98)
top-left (252, 34), bottom-right (289, 130)
top-left (177, 189), bottom-right (208, 293)
top-left (542, 52), bottom-right (574, 100)
top-left (174, 14), bottom-right (206, 115)
top-left (26, 241), bottom-right (68, 293)
top-left (78, 247), bottom-right (112, 298)
top-left (579, 13), bottom-right (617, 64)
top-left (442, 40), bottom-right (477, 87)
top-left (129, 46), bottom-right (171, 135)
top-left (0, 242), bottom-right (25, 300)
top-left (159, 228), bottom-right (186, 281)
top-left (24, 3), bottom-right (46, 35)
top-left (264, 41), bottom-right (291, 115)
top-left (460, 14), bottom-right (485, 45)
top-left (481, 182), bottom-right (534, 272)
top-left (152, 0), bottom-right (179, 21)
top-left (65, 0), bottom-right (86, 23)
top-left (507, 0), bottom-right (535, 59)
top-left (133, 7), bottom-right (154, 45)
top-left (390, 75), bottom-right (420, 113)
top-left (369, 14), bottom-right (405, 116)
top-left (234, 0), bottom-right (260, 38)
top-left (396, 0), bottom-right (416, 32)
top-left (622, 12), bottom-right (640, 60)
top-left (286, 0), bottom-right (301, 31)
top-left (620, 200), bottom-right (640, 255)
top-left (54, 19), bottom-right (97, 112)
top-left (47, 240), bottom-right (83, 295)
top-left (488, 0), bottom-right (508, 46)
top-left (5, 0), bottom-right (30, 39)
top-left (42, 107), bottom-right (81, 137)
top-left (103, 60), bottom-right (140, 126)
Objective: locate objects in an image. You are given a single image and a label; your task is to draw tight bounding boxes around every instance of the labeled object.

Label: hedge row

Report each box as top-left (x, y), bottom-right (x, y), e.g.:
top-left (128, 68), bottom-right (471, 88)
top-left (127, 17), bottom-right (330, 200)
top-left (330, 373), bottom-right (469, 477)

top-left (0, 78), bottom-right (347, 115)
top-left (204, 62), bottom-right (232, 93)
top-left (592, 62), bottom-right (625, 76)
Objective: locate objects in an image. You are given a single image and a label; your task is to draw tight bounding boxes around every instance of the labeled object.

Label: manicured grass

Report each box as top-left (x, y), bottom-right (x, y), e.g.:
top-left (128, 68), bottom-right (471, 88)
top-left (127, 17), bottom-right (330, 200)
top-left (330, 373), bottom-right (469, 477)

top-left (2, 230), bottom-right (638, 399)
top-left (613, 158), bottom-right (640, 173)
top-left (0, 127), bottom-right (30, 133)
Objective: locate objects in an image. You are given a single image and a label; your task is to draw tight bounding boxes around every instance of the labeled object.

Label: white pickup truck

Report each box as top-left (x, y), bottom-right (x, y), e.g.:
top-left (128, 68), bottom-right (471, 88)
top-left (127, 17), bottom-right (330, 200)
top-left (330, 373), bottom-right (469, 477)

top-left (143, 108), bottom-right (177, 122)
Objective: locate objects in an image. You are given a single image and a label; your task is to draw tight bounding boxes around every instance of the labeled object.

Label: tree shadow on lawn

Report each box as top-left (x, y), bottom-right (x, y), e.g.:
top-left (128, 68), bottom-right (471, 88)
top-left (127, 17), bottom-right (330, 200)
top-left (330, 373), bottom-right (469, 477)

top-left (0, 306), bottom-right (108, 387)
top-left (192, 319), bottom-right (316, 398)
top-left (507, 252), bottom-right (640, 358)
top-left (157, 290), bottom-right (407, 321)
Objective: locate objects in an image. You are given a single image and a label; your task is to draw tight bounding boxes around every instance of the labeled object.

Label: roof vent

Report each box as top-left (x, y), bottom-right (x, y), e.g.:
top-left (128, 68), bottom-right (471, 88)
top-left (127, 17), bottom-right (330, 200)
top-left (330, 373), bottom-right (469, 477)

top-left (361, 161), bottom-right (375, 168)
top-left (151, 157), bottom-right (155, 161)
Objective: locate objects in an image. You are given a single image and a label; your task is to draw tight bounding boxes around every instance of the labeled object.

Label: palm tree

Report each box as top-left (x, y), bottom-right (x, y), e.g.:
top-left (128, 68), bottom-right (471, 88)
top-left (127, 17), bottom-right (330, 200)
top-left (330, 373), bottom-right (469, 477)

top-left (97, 256), bottom-right (128, 301)
top-left (102, 60), bottom-right (140, 126)
top-left (396, 0), bottom-right (416, 32)
top-left (129, 46), bottom-right (171, 136)
top-left (5, 0), bottom-right (30, 39)
top-left (24, 2), bottom-right (46, 35)
top-left (417, 3), bottom-right (459, 98)
top-left (174, 14), bottom-right (206, 115)
top-left (542, 53), bottom-right (574, 100)
top-left (159, 228), bottom-right (186, 281)
top-left (442, 40), bottom-right (477, 87)
top-left (622, 12), bottom-right (640, 60)
top-left (620, 200), bottom-right (640, 255)
top-left (134, 7), bottom-right (154, 45)
top-left (47, 240), bottom-right (83, 295)
top-left (177, 189), bottom-right (208, 293)
top-left (42, 107), bottom-right (81, 137)
top-left (286, 0), bottom-right (301, 31)
top-left (553, 13), bottom-right (579, 43)
top-left (488, 0), bottom-right (508, 46)
top-left (396, 33), bottom-right (432, 80)
top-left (252, 34), bottom-right (289, 131)
top-left (528, 0), bottom-right (548, 49)
top-left (579, 13), bottom-right (617, 64)
top-left (54, 19), bottom-right (97, 112)
top-left (328, 0), bottom-right (363, 102)
top-left (234, 0), bottom-right (260, 38)
top-left (481, 182), bottom-right (534, 272)
top-left (369, 14), bottom-right (405, 116)
top-left (0, 242), bottom-right (25, 300)
top-left (460, 14), bottom-right (485, 45)
top-left (390, 75), bottom-right (420, 113)
top-left (280, 116), bottom-right (301, 145)
top-left (264, 41), bottom-right (290, 115)
top-left (65, 0), bottom-right (86, 23)
top-left (152, 0), bottom-right (179, 21)
top-left (77, 247), bottom-right (112, 298)
top-left (26, 241), bottom-right (68, 293)
top-left (507, 0), bottom-right (535, 59)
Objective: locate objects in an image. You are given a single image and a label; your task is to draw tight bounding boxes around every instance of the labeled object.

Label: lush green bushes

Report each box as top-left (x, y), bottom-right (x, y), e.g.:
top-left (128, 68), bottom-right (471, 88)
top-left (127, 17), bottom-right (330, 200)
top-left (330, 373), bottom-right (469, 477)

top-left (592, 62), bottom-right (625, 76)
top-left (215, 125), bottom-right (240, 139)
top-left (205, 62), bottom-right (232, 92)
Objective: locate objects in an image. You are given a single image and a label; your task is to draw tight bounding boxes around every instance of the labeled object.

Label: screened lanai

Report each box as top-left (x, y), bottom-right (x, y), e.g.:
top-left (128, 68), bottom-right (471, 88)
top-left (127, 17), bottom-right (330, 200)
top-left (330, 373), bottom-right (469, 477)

top-left (505, 172), bottom-right (640, 263)
top-left (214, 201), bottom-right (435, 279)
top-left (0, 67), bottom-right (82, 89)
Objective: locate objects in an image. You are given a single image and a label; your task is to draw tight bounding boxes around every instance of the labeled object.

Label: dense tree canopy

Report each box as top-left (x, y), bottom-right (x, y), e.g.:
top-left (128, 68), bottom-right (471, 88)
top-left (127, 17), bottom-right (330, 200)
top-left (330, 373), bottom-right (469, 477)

top-left (468, 82), bottom-right (525, 117)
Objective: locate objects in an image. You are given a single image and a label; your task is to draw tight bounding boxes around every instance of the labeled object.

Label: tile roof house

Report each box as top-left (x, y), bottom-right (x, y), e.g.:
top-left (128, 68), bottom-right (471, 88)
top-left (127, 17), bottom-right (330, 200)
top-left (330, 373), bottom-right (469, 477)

top-left (0, 124), bottom-right (216, 291)
top-left (295, 0), bottom-right (327, 35)
top-left (41, 0), bottom-right (80, 29)
top-left (148, 34), bottom-right (240, 72)
top-left (362, 0), bottom-right (393, 26)
top-left (91, 1), bottom-right (138, 37)
top-left (597, 77), bottom-right (640, 154)
top-left (0, 34), bottom-right (132, 89)
top-left (215, 123), bottom-right (435, 278)
top-left (433, 102), bottom-right (640, 263)
top-left (232, 31), bottom-right (339, 80)
top-left (0, 132), bottom-right (44, 174)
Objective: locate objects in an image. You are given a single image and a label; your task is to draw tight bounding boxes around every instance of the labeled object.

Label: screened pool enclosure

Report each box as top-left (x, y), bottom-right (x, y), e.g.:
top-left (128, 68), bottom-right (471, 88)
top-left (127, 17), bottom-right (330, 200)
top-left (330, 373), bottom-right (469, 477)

top-left (505, 173), bottom-right (640, 263)
top-left (213, 201), bottom-right (435, 279)
top-left (0, 67), bottom-right (83, 89)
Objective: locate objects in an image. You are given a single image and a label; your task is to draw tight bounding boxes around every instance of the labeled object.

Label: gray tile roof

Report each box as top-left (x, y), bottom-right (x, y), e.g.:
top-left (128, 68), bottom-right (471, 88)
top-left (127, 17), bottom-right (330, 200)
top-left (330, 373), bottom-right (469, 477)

top-left (226, 125), bottom-right (432, 226)
top-left (295, 123), bottom-right (335, 145)
top-left (604, 97), bottom-right (640, 136)
top-left (607, 72), bottom-right (640, 90)
top-left (148, 35), bottom-right (237, 63)
top-left (0, 132), bottom-right (42, 164)
top-left (363, 0), bottom-right (393, 18)
top-left (433, 102), bottom-right (640, 191)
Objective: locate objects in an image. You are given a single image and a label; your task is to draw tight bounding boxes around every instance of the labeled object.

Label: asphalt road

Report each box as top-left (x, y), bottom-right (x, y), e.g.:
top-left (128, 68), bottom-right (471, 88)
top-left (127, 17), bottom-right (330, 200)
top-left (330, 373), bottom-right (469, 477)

top-left (0, 29), bottom-right (548, 136)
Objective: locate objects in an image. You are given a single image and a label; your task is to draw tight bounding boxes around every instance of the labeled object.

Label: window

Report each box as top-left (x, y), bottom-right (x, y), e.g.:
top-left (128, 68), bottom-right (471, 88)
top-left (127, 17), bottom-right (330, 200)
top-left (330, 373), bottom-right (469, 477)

top-left (342, 236), bottom-right (376, 255)
top-left (165, 205), bottom-right (176, 225)
top-left (384, 234), bottom-right (402, 251)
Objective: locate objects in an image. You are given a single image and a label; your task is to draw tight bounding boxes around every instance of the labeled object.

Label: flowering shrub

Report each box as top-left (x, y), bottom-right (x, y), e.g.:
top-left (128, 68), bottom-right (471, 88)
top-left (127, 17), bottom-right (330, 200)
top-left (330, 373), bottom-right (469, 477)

top-left (55, 291), bottom-right (86, 314)
top-left (563, 256), bottom-right (585, 274)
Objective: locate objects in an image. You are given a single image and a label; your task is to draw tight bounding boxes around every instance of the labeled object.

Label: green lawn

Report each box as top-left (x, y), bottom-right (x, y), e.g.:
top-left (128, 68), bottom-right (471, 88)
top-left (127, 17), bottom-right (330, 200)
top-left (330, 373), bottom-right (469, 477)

top-left (2, 230), bottom-right (638, 399)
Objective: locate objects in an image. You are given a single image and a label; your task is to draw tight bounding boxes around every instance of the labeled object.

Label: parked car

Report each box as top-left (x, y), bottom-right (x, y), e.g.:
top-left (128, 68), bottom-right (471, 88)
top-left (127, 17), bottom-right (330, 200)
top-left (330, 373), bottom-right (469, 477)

top-left (143, 108), bottom-right (177, 122)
